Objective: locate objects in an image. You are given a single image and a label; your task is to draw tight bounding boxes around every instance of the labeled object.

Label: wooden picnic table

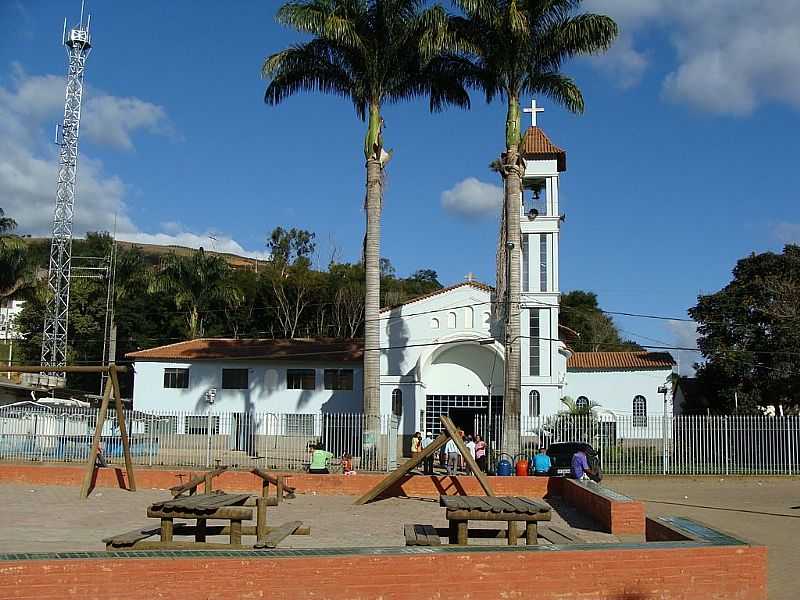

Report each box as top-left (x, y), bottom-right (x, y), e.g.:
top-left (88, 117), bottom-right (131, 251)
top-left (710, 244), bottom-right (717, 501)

top-left (439, 496), bottom-right (552, 546)
top-left (148, 492), bottom-right (253, 546)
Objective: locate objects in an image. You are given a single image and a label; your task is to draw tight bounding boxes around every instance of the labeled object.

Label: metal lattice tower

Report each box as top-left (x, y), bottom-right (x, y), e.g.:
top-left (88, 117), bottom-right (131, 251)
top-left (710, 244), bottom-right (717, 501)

top-left (40, 9), bottom-right (92, 383)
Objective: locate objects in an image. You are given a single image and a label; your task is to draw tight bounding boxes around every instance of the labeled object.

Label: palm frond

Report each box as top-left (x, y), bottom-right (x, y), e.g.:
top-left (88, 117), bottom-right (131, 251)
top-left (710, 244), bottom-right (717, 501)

top-left (525, 71), bottom-right (584, 114)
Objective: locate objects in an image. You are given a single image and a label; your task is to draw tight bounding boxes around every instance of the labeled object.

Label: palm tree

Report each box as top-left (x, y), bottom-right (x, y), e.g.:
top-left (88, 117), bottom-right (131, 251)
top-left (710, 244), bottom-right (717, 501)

top-left (263, 0), bottom-right (471, 420)
top-left (0, 209), bottom-right (33, 301)
top-left (560, 395), bottom-right (598, 416)
top-left (452, 0), bottom-right (617, 451)
top-left (149, 248), bottom-right (243, 339)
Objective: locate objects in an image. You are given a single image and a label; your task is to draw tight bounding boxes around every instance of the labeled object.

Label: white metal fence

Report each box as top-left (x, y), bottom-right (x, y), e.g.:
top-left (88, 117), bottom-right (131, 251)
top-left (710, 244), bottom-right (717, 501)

top-left (2, 406), bottom-right (799, 475)
top-left (473, 413), bottom-right (800, 475)
top-left (0, 406), bottom-right (396, 472)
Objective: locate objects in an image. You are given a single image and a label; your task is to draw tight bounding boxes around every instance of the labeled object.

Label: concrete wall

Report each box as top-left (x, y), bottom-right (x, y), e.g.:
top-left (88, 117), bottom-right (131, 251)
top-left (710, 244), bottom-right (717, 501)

top-left (131, 360), bottom-right (363, 416)
top-left (565, 369), bottom-right (673, 438)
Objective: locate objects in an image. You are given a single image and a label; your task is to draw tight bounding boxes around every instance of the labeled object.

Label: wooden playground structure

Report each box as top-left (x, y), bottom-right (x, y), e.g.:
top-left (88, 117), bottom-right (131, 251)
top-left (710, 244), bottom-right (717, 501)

top-left (5, 365), bottom-right (136, 499)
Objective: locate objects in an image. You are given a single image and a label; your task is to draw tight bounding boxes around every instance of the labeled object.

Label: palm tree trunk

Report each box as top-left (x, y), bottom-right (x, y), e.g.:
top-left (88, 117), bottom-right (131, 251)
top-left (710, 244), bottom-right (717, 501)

top-left (502, 145), bottom-right (523, 456)
top-left (363, 155), bottom-right (383, 454)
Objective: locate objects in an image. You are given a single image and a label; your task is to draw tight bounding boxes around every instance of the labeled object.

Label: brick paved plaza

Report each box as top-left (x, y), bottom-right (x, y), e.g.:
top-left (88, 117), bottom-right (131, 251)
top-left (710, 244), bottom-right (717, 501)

top-left (0, 483), bottom-right (616, 552)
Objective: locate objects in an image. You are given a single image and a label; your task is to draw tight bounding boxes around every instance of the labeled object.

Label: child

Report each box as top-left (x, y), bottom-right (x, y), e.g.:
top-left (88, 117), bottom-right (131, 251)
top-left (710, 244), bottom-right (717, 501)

top-left (342, 453), bottom-right (355, 476)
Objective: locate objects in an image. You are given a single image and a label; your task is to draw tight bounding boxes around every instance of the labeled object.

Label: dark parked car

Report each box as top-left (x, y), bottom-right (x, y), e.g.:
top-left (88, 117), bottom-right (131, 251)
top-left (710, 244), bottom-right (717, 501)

top-left (546, 442), bottom-right (602, 480)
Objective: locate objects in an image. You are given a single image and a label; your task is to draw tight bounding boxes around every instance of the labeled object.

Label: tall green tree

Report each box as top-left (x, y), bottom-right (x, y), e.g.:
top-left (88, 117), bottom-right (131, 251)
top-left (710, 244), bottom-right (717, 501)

top-left (0, 208), bottom-right (17, 234)
top-left (452, 0), bottom-right (617, 450)
top-left (560, 290), bottom-right (641, 352)
top-left (690, 245), bottom-right (800, 413)
top-left (149, 248), bottom-right (243, 339)
top-left (263, 0), bottom-right (471, 419)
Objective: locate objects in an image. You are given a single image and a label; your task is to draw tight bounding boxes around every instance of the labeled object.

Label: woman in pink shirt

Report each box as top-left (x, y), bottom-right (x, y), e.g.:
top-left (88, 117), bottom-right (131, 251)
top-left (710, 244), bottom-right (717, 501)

top-left (474, 435), bottom-right (487, 473)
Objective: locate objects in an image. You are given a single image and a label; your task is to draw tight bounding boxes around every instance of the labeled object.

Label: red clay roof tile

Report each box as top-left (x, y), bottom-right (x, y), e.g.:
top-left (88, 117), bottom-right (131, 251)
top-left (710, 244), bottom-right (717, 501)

top-left (125, 338), bottom-right (364, 362)
top-left (567, 351), bottom-right (675, 370)
top-left (520, 127), bottom-right (566, 171)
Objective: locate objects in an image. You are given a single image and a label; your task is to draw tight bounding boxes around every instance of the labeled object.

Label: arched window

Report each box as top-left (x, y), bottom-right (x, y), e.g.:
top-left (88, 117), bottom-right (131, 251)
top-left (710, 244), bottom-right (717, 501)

top-left (465, 307), bottom-right (474, 329)
top-left (482, 312), bottom-right (491, 329)
top-left (576, 396), bottom-right (589, 410)
top-left (447, 311), bottom-right (456, 328)
top-left (529, 390), bottom-right (540, 418)
top-left (392, 389), bottom-right (403, 417)
top-left (633, 395), bottom-right (647, 427)
top-left (430, 317), bottom-right (440, 329)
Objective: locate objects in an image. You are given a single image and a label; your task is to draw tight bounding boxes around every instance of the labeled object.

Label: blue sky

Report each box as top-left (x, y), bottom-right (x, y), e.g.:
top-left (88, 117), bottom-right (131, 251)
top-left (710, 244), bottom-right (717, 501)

top-left (2, 1), bottom-right (799, 371)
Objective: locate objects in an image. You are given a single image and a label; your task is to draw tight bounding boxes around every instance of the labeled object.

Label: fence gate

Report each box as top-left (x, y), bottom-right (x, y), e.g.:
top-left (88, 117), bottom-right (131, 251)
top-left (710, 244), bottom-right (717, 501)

top-left (387, 415), bottom-right (400, 471)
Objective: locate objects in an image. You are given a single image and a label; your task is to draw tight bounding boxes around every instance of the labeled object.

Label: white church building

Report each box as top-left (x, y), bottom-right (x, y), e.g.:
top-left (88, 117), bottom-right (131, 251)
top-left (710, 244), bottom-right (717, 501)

top-left (127, 106), bottom-right (675, 447)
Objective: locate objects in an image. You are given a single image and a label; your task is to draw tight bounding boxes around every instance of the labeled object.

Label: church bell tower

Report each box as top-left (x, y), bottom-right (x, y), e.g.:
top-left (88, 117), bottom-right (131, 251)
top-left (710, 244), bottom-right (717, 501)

top-left (518, 100), bottom-right (569, 418)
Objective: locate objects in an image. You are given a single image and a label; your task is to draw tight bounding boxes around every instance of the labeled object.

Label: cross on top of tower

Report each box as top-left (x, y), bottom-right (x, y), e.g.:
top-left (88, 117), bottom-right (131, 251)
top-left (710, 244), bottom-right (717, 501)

top-left (523, 98), bottom-right (544, 127)
top-left (465, 272), bottom-right (476, 282)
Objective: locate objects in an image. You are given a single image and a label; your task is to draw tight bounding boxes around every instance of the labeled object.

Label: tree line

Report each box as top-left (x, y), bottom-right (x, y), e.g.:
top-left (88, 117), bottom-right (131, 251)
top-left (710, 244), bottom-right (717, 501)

top-left (5, 226), bottom-right (442, 393)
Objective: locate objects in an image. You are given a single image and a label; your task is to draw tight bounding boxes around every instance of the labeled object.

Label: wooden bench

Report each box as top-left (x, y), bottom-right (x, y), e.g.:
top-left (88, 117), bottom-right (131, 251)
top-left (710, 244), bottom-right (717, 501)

top-left (538, 525), bottom-right (583, 545)
top-left (103, 526), bottom-right (160, 549)
top-left (404, 524), bottom-right (441, 547)
top-left (254, 521), bottom-right (304, 549)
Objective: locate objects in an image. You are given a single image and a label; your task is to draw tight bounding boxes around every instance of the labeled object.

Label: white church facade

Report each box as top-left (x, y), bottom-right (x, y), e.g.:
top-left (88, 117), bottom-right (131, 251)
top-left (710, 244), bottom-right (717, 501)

top-left (127, 106), bottom-right (675, 446)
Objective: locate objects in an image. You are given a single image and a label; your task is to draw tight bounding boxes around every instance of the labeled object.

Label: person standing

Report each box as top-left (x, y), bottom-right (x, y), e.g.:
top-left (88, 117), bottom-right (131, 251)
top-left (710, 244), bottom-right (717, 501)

top-left (532, 447), bottom-right (552, 476)
top-left (410, 431), bottom-right (422, 467)
top-left (465, 435), bottom-right (476, 475)
top-left (474, 435), bottom-right (487, 473)
top-left (421, 432), bottom-right (435, 475)
top-left (570, 449), bottom-right (596, 481)
top-left (445, 436), bottom-right (459, 476)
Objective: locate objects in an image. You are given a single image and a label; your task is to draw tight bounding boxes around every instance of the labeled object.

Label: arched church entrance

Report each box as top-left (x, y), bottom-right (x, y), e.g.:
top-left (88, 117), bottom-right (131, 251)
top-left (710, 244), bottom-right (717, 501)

top-left (419, 341), bottom-right (504, 437)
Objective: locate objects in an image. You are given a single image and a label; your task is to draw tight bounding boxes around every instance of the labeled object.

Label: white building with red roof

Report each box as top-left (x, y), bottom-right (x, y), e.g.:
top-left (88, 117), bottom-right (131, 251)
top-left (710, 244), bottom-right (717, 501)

top-left (126, 101), bottom-right (675, 451)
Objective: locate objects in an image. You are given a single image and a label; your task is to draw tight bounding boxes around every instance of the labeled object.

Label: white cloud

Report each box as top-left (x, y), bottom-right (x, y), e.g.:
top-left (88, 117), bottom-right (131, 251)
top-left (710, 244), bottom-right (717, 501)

top-left (666, 319), bottom-right (699, 376)
top-left (773, 222), bottom-right (800, 244)
top-left (2, 64), bottom-right (174, 150)
top-left (589, 34), bottom-right (649, 89)
top-left (441, 177), bottom-right (503, 218)
top-left (119, 229), bottom-right (270, 259)
top-left (585, 0), bottom-right (800, 114)
top-left (0, 65), bottom-right (265, 259)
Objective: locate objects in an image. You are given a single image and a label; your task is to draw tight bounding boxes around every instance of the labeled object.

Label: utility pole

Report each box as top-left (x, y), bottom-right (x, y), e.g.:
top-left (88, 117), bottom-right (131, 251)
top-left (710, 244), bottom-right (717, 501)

top-left (40, 5), bottom-right (92, 387)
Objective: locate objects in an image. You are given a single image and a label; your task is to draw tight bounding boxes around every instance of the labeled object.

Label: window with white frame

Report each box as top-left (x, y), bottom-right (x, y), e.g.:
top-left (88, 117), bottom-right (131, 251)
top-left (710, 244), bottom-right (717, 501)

top-left (287, 369), bottom-right (315, 390)
top-left (522, 234), bottom-right (529, 292)
top-left (576, 396), bottom-right (589, 410)
top-left (539, 233), bottom-right (548, 292)
top-left (529, 390), bottom-right (540, 417)
top-left (222, 368), bottom-right (248, 390)
top-left (430, 317), bottom-right (440, 329)
top-left (185, 415), bottom-right (220, 435)
top-left (633, 395), bottom-right (647, 427)
top-left (482, 312), bottom-right (491, 329)
top-left (163, 368), bottom-right (189, 389)
top-left (465, 306), bottom-right (474, 328)
top-left (392, 389), bottom-right (403, 417)
top-left (447, 312), bottom-right (456, 328)
top-left (324, 369), bottom-right (353, 390)
top-left (529, 310), bottom-right (541, 376)
top-left (285, 414), bottom-right (315, 436)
